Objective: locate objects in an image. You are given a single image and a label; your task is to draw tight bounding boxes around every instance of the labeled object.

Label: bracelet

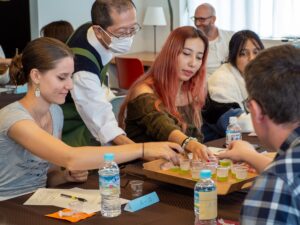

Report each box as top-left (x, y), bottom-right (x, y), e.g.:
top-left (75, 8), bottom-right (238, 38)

top-left (181, 137), bottom-right (198, 150)
top-left (180, 137), bottom-right (189, 147)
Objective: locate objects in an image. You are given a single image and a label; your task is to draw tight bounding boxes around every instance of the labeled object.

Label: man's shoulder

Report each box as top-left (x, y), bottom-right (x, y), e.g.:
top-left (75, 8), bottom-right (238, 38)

top-left (263, 147), bottom-right (300, 189)
top-left (68, 22), bottom-right (92, 46)
top-left (241, 169), bottom-right (300, 224)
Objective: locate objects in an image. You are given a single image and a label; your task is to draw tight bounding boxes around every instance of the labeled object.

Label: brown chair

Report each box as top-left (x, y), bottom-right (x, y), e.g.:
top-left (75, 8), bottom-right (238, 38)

top-left (115, 57), bottom-right (144, 89)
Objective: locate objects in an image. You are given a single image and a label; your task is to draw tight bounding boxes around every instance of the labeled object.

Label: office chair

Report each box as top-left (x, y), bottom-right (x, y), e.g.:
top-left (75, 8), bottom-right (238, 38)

top-left (115, 57), bottom-right (144, 89)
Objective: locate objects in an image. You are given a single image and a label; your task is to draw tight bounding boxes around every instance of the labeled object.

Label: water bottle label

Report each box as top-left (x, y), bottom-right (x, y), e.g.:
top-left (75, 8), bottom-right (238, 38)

top-left (194, 190), bottom-right (217, 220)
top-left (100, 174), bottom-right (120, 189)
top-left (226, 131), bottom-right (241, 145)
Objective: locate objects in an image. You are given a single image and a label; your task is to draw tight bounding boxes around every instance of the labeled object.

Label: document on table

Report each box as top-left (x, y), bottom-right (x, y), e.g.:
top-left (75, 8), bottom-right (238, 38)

top-left (24, 188), bottom-right (129, 214)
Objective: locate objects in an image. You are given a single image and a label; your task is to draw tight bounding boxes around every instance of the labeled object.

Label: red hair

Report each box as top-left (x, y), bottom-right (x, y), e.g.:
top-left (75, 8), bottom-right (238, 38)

top-left (119, 26), bottom-right (208, 130)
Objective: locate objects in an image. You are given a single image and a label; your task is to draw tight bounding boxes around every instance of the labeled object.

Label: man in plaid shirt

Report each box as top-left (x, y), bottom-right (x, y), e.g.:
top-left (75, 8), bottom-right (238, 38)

top-left (219, 44), bottom-right (300, 224)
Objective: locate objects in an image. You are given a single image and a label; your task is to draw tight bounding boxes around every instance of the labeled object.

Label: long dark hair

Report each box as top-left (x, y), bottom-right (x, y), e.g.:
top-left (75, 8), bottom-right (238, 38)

top-left (228, 30), bottom-right (264, 68)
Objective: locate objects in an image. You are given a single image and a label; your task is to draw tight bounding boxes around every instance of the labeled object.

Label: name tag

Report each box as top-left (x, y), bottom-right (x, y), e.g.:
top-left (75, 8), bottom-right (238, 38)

top-left (124, 192), bottom-right (159, 212)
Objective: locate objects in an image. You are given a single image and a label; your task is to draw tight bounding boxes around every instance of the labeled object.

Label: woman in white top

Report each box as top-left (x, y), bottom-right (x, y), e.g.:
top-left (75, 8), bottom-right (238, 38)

top-left (0, 37), bottom-right (182, 200)
top-left (202, 30), bottom-right (264, 140)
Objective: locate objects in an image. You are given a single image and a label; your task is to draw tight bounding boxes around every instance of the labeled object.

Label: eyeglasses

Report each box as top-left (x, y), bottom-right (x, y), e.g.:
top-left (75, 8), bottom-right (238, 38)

top-left (100, 24), bottom-right (141, 40)
top-left (243, 97), bottom-right (266, 114)
top-left (243, 98), bottom-right (251, 113)
top-left (191, 16), bottom-right (213, 23)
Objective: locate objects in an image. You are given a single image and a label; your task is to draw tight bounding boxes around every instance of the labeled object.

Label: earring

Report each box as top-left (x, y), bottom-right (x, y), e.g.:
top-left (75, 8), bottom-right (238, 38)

top-left (35, 84), bottom-right (40, 97)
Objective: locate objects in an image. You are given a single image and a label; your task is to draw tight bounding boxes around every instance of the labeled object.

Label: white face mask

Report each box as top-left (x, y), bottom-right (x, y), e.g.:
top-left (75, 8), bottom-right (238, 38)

top-left (108, 36), bottom-right (133, 53)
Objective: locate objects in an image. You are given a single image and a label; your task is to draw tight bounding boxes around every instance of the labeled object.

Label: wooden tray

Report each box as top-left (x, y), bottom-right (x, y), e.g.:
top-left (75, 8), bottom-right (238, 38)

top-left (143, 152), bottom-right (276, 195)
top-left (143, 159), bottom-right (258, 195)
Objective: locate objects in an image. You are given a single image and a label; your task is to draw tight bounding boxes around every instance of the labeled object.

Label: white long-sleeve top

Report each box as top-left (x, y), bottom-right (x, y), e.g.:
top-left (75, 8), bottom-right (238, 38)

top-left (70, 27), bottom-right (125, 144)
top-left (208, 63), bottom-right (248, 111)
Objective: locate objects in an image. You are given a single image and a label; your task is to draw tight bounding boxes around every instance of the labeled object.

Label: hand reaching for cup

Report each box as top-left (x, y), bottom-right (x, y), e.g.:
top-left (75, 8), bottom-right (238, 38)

top-left (143, 142), bottom-right (183, 165)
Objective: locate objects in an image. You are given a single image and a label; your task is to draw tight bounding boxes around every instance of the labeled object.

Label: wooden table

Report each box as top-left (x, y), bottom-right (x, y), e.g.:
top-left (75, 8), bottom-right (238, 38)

top-left (111, 51), bottom-right (157, 67)
top-left (1, 136), bottom-right (266, 224)
top-left (0, 171), bottom-right (243, 225)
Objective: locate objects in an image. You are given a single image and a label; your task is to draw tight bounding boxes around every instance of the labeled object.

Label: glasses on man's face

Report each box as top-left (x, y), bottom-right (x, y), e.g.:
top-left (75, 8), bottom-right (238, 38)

top-left (243, 97), bottom-right (265, 114)
top-left (243, 98), bottom-right (251, 113)
top-left (104, 23), bottom-right (141, 40)
top-left (191, 16), bottom-right (213, 23)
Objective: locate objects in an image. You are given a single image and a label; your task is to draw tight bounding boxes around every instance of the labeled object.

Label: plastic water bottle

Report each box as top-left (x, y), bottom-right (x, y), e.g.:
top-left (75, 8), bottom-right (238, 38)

top-left (225, 116), bottom-right (242, 147)
top-left (98, 153), bottom-right (121, 217)
top-left (194, 170), bottom-right (217, 225)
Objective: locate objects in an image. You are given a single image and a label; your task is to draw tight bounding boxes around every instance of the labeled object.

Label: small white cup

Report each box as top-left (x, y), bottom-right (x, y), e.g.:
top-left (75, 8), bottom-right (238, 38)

top-left (205, 161), bottom-right (218, 178)
top-left (191, 160), bottom-right (204, 179)
top-left (179, 158), bottom-right (190, 171)
top-left (129, 180), bottom-right (144, 197)
top-left (235, 166), bottom-right (248, 181)
top-left (217, 166), bottom-right (229, 182)
top-left (59, 200), bottom-right (83, 218)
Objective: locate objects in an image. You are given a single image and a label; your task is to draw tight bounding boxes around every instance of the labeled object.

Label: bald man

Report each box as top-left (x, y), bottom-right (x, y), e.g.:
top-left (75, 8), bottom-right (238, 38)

top-left (193, 3), bottom-right (233, 76)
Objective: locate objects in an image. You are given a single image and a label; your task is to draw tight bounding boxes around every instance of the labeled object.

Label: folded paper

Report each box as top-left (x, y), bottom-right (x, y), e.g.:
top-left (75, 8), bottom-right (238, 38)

top-left (124, 191), bottom-right (159, 212)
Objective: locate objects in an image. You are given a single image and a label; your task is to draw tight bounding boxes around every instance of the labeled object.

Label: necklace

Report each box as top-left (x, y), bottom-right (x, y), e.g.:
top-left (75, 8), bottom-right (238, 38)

top-left (19, 98), bottom-right (53, 134)
top-left (30, 109), bottom-right (53, 134)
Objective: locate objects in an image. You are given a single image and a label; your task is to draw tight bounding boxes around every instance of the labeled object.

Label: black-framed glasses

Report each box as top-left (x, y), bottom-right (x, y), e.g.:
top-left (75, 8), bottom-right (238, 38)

top-left (243, 98), bottom-right (251, 113)
top-left (243, 97), bottom-right (266, 114)
top-left (100, 24), bottom-right (141, 40)
top-left (191, 16), bottom-right (213, 23)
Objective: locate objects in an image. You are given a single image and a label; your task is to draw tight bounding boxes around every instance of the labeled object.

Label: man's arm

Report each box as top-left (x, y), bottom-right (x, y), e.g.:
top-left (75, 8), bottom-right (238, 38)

top-left (218, 140), bottom-right (272, 173)
top-left (71, 71), bottom-right (131, 144)
top-left (113, 134), bottom-right (134, 145)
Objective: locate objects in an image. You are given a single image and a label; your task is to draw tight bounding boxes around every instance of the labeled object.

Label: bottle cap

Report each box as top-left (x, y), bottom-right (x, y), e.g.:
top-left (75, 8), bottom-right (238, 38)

top-left (200, 169), bottom-right (211, 179)
top-left (104, 153), bottom-right (114, 161)
top-left (229, 116), bottom-right (237, 124)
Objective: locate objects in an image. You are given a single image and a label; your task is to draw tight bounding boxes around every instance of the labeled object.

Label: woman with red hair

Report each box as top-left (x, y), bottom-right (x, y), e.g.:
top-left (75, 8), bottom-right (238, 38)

top-left (119, 26), bottom-right (211, 160)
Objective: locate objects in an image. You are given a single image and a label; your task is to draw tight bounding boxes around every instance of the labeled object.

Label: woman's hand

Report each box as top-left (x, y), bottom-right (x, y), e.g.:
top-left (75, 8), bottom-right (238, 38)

top-left (185, 141), bottom-right (212, 161)
top-left (143, 142), bottom-right (184, 165)
top-left (64, 170), bottom-right (89, 183)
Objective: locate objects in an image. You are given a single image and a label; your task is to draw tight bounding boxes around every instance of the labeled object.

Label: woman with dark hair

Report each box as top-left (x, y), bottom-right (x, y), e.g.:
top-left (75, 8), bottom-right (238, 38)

top-left (0, 37), bottom-right (182, 200)
top-left (119, 26), bottom-right (212, 160)
top-left (202, 30), bottom-right (264, 140)
top-left (40, 20), bottom-right (74, 43)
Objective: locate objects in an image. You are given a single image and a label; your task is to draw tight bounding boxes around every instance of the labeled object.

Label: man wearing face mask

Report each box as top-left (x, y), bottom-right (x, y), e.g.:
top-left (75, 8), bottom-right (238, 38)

top-left (62, 0), bottom-right (139, 147)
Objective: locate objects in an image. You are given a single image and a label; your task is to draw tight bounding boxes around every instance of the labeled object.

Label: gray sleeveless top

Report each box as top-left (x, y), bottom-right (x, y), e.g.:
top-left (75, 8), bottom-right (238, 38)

top-left (0, 102), bottom-right (63, 200)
